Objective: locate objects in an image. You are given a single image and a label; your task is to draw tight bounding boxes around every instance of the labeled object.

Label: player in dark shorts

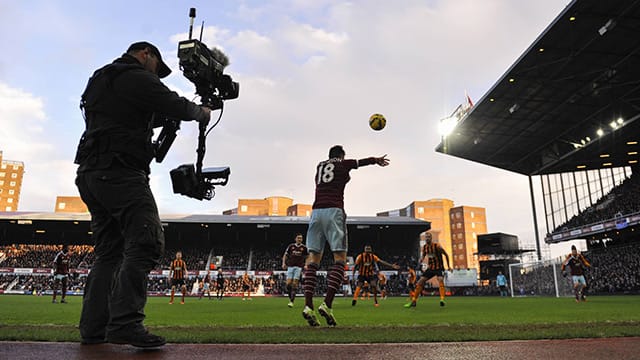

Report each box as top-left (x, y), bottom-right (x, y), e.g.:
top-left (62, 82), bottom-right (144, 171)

top-left (216, 269), bottom-right (225, 300)
top-left (52, 245), bottom-right (71, 304)
top-left (282, 233), bottom-right (309, 307)
top-left (561, 245), bottom-right (591, 302)
top-left (352, 245), bottom-right (398, 307)
top-left (405, 232), bottom-right (450, 308)
top-left (302, 145), bottom-right (389, 327)
top-left (169, 251), bottom-right (188, 304)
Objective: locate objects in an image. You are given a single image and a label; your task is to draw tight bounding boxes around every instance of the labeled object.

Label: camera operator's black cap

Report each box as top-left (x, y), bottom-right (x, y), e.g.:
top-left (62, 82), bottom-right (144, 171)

top-left (127, 41), bottom-right (171, 78)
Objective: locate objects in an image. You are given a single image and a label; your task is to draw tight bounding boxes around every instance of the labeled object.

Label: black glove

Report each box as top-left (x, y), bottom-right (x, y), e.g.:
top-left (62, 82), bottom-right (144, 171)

top-left (562, 271), bottom-right (567, 278)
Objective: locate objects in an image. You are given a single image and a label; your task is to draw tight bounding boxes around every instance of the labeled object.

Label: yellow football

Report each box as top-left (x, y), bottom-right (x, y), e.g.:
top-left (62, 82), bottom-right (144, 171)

top-left (369, 113), bottom-right (386, 131)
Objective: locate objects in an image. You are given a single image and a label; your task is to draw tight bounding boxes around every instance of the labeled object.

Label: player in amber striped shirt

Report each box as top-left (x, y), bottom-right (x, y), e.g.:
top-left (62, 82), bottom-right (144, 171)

top-left (406, 266), bottom-right (417, 298)
top-left (169, 251), bottom-right (188, 305)
top-left (405, 232), bottom-right (450, 308)
top-left (352, 245), bottom-right (399, 307)
top-left (378, 272), bottom-right (388, 300)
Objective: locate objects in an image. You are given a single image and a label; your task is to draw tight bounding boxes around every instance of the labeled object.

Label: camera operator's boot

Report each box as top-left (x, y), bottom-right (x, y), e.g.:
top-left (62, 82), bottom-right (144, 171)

top-left (107, 325), bottom-right (166, 348)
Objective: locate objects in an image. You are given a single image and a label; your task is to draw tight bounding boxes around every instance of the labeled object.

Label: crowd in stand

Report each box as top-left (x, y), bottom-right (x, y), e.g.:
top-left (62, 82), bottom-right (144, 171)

top-left (0, 244), bottom-right (93, 268)
top-left (585, 243), bottom-right (640, 293)
top-left (553, 173), bottom-right (640, 233)
top-left (2, 240), bottom-right (639, 296)
top-left (505, 241), bottom-right (640, 296)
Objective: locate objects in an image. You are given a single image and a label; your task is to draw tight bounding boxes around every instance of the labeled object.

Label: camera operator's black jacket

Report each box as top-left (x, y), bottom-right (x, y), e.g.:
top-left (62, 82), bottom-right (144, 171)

top-left (75, 54), bottom-right (207, 174)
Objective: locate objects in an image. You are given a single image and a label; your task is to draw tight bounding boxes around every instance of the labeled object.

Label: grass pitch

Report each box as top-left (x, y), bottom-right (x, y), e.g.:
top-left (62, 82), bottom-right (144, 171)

top-left (1, 295), bottom-right (639, 343)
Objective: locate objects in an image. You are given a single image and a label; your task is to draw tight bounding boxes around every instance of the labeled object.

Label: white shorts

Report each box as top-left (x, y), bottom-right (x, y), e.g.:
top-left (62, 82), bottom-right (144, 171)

top-left (286, 266), bottom-right (303, 281)
top-left (306, 208), bottom-right (348, 253)
top-left (572, 275), bottom-right (587, 286)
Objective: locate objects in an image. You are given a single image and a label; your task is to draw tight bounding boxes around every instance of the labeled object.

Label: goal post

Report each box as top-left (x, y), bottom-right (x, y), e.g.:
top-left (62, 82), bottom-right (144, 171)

top-left (508, 259), bottom-right (574, 297)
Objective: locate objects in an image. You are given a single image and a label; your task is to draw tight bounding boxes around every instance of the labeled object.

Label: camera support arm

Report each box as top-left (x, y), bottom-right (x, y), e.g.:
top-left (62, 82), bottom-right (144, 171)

top-left (195, 119), bottom-right (207, 178)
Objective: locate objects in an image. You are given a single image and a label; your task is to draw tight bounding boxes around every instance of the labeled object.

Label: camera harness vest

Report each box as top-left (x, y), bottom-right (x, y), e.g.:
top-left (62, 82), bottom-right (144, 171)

top-left (75, 59), bottom-right (156, 171)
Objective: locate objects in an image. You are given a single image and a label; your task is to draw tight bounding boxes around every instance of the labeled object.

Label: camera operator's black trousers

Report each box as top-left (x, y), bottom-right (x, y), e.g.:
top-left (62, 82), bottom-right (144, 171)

top-left (76, 165), bottom-right (164, 340)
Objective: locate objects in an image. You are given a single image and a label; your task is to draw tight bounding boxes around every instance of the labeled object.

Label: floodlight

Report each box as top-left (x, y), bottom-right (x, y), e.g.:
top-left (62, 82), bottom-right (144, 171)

top-left (438, 116), bottom-right (457, 137)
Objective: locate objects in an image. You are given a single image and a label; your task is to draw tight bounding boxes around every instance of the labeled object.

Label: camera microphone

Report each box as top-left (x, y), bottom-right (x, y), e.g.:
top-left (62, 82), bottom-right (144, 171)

top-left (188, 8), bottom-right (196, 40)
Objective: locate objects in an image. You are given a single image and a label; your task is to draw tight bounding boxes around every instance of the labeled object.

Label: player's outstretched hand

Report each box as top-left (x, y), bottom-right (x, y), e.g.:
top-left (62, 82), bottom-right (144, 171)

top-left (392, 264), bottom-right (400, 270)
top-left (376, 154), bottom-right (390, 167)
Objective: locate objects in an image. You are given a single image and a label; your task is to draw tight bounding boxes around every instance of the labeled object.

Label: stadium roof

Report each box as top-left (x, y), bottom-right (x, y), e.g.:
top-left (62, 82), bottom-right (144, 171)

top-left (436, 0), bottom-right (640, 176)
top-left (0, 212), bottom-right (428, 226)
top-left (0, 212), bottom-right (429, 246)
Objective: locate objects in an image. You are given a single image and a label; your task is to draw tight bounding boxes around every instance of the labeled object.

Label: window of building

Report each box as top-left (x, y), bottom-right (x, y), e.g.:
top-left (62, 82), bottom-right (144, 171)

top-left (417, 207), bottom-right (424, 214)
top-left (471, 212), bottom-right (475, 218)
top-left (5, 206), bottom-right (12, 211)
top-left (8, 190), bottom-right (14, 195)
top-left (471, 222), bottom-right (475, 229)
top-left (58, 202), bottom-right (66, 210)
top-left (0, 189), bottom-right (2, 193)
top-left (11, 173), bottom-right (17, 178)
top-left (305, 210), bottom-right (310, 216)
top-left (0, 164), bottom-right (5, 169)
top-left (472, 232), bottom-right (476, 239)
top-left (0, 172), bottom-right (5, 177)
top-left (13, 165), bottom-right (19, 170)
top-left (240, 205), bottom-right (248, 213)
top-left (456, 212), bottom-right (461, 219)
top-left (9, 181), bottom-right (15, 187)
top-left (7, 198), bottom-right (13, 203)
top-left (0, 180), bottom-right (3, 185)
top-left (457, 223), bottom-right (462, 229)
top-left (450, 213), bottom-right (454, 219)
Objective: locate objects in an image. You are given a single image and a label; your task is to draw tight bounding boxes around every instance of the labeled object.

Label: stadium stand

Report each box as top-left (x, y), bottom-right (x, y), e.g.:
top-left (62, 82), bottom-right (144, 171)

top-left (553, 173), bottom-right (640, 233)
top-left (1, 241), bottom-right (639, 296)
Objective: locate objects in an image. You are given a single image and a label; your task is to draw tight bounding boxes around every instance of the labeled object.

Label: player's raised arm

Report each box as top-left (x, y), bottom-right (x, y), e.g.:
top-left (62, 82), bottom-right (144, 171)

top-left (357, 155), bottom-right (390, 168)
top-left (378, 258), bottom-right (399, 270)
top-left (375, 154), bottom-right (390, 166)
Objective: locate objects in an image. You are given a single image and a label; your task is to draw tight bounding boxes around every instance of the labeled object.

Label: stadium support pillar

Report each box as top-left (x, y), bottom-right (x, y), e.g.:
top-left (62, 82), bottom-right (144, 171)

top-left (529, 176), bottom-right (542, 260)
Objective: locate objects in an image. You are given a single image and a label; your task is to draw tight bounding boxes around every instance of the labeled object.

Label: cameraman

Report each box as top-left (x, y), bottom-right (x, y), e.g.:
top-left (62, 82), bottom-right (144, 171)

top-left (75, 41), bottom-right (211, 348)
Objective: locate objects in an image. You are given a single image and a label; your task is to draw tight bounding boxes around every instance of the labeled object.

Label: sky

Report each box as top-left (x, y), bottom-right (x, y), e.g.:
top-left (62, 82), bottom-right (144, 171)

top-left (0, 0), bottom-right (579, 258)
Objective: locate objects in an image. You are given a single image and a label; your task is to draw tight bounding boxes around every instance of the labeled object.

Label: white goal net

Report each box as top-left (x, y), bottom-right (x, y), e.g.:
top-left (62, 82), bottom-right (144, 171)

top-left (508, 259), bottom-right (574, 297)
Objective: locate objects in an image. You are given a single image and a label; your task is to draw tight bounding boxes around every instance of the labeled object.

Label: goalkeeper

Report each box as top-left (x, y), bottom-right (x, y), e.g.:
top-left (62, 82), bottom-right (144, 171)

top-left (404, 231), bottom-right (450, 308)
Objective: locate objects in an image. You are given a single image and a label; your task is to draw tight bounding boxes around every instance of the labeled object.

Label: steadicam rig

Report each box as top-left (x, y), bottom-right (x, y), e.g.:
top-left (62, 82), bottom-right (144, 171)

top-left (155, 7), bottom-right (239, 200)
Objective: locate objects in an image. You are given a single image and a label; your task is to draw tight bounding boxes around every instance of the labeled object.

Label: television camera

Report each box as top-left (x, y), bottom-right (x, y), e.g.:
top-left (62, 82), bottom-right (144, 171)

top-left (154, 8), bottom-right (239, 200)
